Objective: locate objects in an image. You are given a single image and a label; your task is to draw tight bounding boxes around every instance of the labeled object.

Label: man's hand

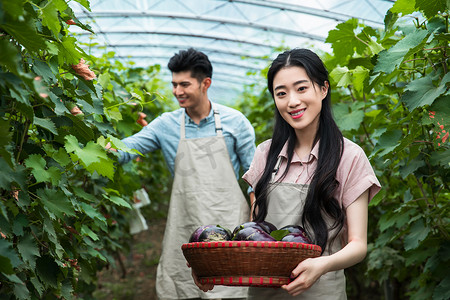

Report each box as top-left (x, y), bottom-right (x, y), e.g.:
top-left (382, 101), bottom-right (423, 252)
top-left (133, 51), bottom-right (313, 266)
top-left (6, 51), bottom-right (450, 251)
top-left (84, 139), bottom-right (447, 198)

top-left (137, 112), bottom-right (148, 126)
top-left (105, 142), bottom-right (117, 152)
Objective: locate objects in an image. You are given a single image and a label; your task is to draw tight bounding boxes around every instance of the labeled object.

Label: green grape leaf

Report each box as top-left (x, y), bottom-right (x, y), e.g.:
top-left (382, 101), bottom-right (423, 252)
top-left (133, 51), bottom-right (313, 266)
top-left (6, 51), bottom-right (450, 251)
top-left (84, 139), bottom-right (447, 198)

top-left (404, 219), bottom-right (430, 251)
top-left (34, 117), bottom-right (58, 135)
top-left (14, 281), bottom-right (30, 300)
top-left (390, 0), bottom-right (417, 15)
top-left (37, 188), bottom-right (76, 220)
top-left (32, 60), bottom-right (57, 84)
top-left (24, 154), bottom-right (49, 183)
top-left (2, 0), bottom-right (25, 20)
top-left (0, 239), bottom-right (21, 270)
top-left (0, 255), bottom-right (14, 274)
top-left (24, 155), bottom-right (60, 185)
top-left (65, 136), bottom-right (115, 178)
top-left (73, 0), bottom-right (91, 11)
top-left (12, 214), bottom-right (28, 237)
top-left (78, 202), bottom-right (107, 225)
top-left (2, 19), bottom-right (47, 53)
top-left (326, 19), bottom-right (364, 61)
top-left (53, 0), bottom-right (69, 12)
top-left (86, 158), bottom-right (115, 180)
top-left (0, 158), bottom-right (26, 190)
top-left (100, 135), bottom-right (142, 155)
top-left (372, 129), bottom-right (403, 158)
top-left (330, 66), bottom-right (351, 87)
top-left (30, 277), bottom-right (44, 298)
top-left (40, 0), bottom-right (61, 37)
top-left (98, 73), bottom-right (111, 89)
top-left (352, 66), bottom-right (369, 92)
top-left (416, 0), bottom-right (449, 19)
top-left (17, 234), bottom-right (40, 269)
top-left (333, 103), bottom-right (365, 131)
top-left (401, 71), bottom-right (450, 110)
top-left (384, 10), bottom-right (400, 33)
top-left (0, 119), bottom-right (13, 168)
top-left (66, 114), bottom-right (94, 142)
top-left (374, 29), bottom-right (428, 74)
top-left (0, 38), bottom-right (20, 74)
top-left (81, 225), bottom-right (99, 241)
top-left (106, 195), bottom-right (132, 209)
top-left (57, 36), bottom-right (81, 65)
top-left (60, 280), bottom-right (74, 300)
top-left (76, 141), bottom-right (106, 166)
top-left (52, 147), bottom-right (71, 167)
top-left (399, 158), bottom-right (426, 179)
top-left (433, 276), bottom-right (450, 300)
top-left (430, 149), bottom-right (450, 166)
top-left (434, 32), bottom-right (450, 42)
top-left (42, 218), bottom-right (64, 259)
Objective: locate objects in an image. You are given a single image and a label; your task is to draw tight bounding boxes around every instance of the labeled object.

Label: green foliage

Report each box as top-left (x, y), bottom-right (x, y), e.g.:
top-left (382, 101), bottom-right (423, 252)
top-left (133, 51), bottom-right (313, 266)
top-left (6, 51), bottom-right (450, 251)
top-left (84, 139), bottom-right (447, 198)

top-left (0, 0), bottom-right (173, 298)
top-left (327, 2), bottom-right (450, 298)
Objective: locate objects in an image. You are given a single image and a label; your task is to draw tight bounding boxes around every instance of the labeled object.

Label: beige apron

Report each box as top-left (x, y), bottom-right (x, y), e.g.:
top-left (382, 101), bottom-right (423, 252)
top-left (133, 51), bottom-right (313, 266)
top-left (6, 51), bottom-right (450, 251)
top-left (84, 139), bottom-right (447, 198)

top-left (156, 108), bottom-right (249, 299)
top-left (248, 157), bottom-right (347, 300)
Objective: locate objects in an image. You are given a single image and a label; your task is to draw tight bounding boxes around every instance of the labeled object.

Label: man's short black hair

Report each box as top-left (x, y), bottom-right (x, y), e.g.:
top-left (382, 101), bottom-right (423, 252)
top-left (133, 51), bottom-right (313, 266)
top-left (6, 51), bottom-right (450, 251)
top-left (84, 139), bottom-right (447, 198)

top-left (168, 48), bottom-right (213, 82)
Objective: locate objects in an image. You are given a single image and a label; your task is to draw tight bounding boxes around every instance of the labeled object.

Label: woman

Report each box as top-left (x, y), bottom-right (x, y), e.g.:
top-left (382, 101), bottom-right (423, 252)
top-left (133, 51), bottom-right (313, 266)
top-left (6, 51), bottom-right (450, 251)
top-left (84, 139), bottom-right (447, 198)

top-left (242, 48), bottom-right (381, 299)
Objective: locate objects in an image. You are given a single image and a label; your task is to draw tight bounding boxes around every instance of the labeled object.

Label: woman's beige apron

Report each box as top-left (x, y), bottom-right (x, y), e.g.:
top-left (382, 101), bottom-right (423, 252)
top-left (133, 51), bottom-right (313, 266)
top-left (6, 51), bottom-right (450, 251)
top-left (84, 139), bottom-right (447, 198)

top-left (248, 157), bottom-right (347, 300)
top-left (156, 108), bottom-right (249, 299)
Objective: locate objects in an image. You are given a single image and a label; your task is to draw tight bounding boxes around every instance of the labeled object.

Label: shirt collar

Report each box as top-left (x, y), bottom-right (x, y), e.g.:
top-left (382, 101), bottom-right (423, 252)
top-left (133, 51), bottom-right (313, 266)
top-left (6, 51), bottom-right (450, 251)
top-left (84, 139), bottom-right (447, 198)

top-left (278, 139), bottom-right (320, 163)
top-left (185, 101), bottom-right (214, 124)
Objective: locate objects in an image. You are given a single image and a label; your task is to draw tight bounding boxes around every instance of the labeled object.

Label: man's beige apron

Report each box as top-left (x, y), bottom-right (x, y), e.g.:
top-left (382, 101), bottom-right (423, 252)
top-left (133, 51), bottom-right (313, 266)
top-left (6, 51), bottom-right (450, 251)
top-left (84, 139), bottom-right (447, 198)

top-left (248, 157), bottom-right (347, 300)
top-left (156, 108), bottom-right (249, 299)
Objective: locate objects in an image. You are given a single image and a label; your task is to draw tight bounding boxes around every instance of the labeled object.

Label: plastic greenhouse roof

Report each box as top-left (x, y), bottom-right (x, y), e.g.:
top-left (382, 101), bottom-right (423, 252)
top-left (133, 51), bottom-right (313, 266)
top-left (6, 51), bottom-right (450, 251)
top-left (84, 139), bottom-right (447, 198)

top-left (70, 0), bottom-right (395, 103)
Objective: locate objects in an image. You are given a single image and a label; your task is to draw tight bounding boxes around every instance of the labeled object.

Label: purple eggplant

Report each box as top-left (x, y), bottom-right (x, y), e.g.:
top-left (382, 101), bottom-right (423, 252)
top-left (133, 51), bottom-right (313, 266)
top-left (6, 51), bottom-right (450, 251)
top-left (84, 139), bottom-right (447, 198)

top-left (189, 225), bottom-right (212, 243)
top-left (195, 225), bottom-right (232, 242)
top-left (232, 221), bottom-right (277, 237)
top-left (280, 225), bottom-right (308, 236)
top-left (279, 225), bottom-right (311, 244)
top-left (258, 221), bottom-right (277, 233)
top-left (232, 226), bottom-right (276, 241)
top-left (281, 232), bottom-right (311, 244)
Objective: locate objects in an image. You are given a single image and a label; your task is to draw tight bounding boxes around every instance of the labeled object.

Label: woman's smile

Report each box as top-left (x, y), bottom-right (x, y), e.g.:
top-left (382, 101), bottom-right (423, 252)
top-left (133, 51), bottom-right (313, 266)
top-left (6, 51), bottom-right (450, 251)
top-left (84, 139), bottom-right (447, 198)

top-left (289, 108), bottom-right (306, 119)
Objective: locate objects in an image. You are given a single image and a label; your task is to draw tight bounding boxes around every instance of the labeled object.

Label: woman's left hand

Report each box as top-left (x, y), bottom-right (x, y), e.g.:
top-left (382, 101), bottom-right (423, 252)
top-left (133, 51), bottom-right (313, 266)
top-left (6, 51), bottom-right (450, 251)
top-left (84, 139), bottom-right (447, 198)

top-left (281, 256), bottom-right (328, 296)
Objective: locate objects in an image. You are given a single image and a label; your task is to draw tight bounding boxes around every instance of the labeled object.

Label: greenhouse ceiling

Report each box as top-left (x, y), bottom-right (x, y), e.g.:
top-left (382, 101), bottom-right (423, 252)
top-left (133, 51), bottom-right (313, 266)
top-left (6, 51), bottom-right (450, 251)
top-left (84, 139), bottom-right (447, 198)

top-left (70, 0), bottom-right (396, 103)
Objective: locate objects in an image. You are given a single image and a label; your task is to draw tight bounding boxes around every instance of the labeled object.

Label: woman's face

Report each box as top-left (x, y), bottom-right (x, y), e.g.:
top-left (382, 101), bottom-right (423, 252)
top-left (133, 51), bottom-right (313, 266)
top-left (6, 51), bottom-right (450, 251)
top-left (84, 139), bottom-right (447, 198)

top-left (272, 66), bottom-right (328, 135)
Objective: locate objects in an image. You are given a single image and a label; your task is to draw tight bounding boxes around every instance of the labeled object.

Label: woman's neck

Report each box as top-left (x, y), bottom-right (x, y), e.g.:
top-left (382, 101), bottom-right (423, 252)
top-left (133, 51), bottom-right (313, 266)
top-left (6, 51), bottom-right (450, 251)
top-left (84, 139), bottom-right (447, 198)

top-left (294, 126), bottom-right (318, 160)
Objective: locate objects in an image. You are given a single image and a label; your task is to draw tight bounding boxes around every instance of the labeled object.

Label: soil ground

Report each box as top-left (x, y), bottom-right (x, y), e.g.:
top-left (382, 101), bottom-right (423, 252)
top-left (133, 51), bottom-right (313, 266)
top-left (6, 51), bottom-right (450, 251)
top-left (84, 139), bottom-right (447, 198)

top-left (93, 217), bottom-right (166, 300)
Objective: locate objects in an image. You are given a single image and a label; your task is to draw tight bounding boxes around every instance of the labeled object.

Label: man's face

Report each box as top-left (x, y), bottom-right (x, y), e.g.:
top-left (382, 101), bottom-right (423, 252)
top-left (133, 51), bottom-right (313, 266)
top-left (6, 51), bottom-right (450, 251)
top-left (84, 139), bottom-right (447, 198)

top-left (171, 71), bottom-right (207, 109)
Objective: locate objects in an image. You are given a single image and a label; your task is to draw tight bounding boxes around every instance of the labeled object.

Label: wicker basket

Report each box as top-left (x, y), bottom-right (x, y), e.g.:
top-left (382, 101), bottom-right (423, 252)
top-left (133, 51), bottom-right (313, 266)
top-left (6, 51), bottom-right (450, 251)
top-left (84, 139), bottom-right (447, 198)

top-left (181, 241), bottom-right (321, 287)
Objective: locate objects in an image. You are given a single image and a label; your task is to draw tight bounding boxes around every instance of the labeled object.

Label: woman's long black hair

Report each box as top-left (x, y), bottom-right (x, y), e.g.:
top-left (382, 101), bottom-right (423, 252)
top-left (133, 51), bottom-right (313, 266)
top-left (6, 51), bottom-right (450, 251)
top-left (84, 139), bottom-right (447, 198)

top-left (253, 48), bottom-right (345, 253)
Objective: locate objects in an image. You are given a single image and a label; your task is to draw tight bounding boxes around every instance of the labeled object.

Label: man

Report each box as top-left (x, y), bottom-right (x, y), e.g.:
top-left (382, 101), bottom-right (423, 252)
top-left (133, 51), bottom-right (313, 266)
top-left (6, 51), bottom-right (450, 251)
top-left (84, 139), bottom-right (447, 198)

top-left (117, 48), bottom-right (255, 299)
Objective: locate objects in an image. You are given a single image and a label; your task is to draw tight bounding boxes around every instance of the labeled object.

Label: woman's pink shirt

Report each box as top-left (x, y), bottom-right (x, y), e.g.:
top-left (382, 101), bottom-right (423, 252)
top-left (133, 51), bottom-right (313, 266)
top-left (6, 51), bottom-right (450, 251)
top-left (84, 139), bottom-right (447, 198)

top-left (243, 138), bottom-right (381, 208)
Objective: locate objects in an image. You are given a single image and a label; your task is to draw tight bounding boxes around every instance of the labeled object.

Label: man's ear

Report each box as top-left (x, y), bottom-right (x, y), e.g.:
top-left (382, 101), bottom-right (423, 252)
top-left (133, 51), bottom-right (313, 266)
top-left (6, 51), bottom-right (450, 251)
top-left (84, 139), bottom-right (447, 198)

top-left (202, 77), bottom-right (211, 92)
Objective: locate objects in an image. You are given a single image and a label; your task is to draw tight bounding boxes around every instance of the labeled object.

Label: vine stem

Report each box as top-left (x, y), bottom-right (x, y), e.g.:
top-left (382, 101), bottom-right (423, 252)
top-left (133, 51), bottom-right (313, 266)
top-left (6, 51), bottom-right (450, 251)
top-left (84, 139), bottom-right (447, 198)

top-left (16, 119), bottom-right (30, 163)
top-left (105, 99), bottom-right (157, 110)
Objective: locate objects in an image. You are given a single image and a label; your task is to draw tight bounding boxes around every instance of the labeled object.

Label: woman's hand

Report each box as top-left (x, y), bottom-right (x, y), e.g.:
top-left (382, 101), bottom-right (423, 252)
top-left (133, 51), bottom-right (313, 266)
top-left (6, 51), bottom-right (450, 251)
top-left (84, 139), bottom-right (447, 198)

top-left (282, 190), bottom-right (370, 296)
top-left (187, 263), bottom-right (214, 292)
top-left (281, 256), bottom-right (328, 296)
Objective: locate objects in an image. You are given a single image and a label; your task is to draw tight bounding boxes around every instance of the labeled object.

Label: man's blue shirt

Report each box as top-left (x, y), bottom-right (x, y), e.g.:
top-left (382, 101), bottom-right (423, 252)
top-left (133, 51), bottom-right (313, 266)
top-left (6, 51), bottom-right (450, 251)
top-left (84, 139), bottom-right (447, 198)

top-left (118, 102), bottom-right (256, 179)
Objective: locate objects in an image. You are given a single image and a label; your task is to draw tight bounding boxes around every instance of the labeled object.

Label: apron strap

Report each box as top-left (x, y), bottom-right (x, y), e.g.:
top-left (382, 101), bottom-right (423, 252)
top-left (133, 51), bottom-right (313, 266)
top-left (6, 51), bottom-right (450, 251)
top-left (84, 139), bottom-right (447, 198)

top-left (271, 156), bottom-right (283, 182)
top-left (179, 107), bottom-right (223, 138)
top-left (213, 109), bottom-right (223, 137)
top-left (180, 111), bottom-right (186, 139)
